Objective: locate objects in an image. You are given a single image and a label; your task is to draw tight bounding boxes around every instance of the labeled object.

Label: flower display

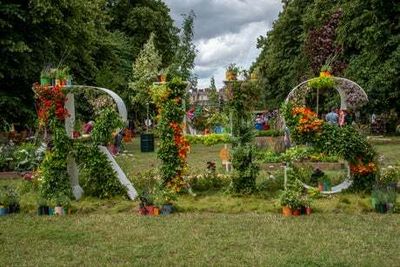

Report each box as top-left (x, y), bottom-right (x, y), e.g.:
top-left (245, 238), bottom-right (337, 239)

top-left (291, 107), bottom-right (323, 133)
top-left (151, 78), bottom-right (190, 192)
top-left (170, 122), bottom-right (190, 161)
top-left (33, 83), bottom-right (69, 127)
top-left (282, 100), bottom-right (378, 191)
top-left (350, 162), bottom-right (377, 175)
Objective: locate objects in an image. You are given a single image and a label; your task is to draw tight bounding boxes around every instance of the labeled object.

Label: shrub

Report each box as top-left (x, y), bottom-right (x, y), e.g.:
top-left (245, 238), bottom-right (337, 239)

top-left (186, 173), bottom-right (231, 191)
top-left (13, 142), bottom-right (44, 171)
top-left (186, 134), bottom-right (231, 146)
top-left (75, 143), bottom-right (126, 198)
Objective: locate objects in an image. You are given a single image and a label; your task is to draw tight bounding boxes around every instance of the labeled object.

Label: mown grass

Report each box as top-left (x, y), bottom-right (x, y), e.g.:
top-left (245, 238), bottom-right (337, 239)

top-left (1, 212), bottom-right (399, 266)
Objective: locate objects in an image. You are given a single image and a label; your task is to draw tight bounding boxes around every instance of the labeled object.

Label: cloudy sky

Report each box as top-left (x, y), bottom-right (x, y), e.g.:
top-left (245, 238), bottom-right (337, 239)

top-left (164, 0), bottom-right (283, 89)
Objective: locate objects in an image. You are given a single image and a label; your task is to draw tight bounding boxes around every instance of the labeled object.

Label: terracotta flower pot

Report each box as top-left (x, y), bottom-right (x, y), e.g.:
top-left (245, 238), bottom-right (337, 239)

top-left (292, 209), bottom-right (301, 216)
top-left (138, 207), bottom-right (147, 215)
top-left (145, 205), bottom-right (155, 215)
top-left (282, 206), bottom-right (292, 217)
top-left (153, 207), bottom-right (160, 216)
top-left (306, 207), bottom-right (312, 215)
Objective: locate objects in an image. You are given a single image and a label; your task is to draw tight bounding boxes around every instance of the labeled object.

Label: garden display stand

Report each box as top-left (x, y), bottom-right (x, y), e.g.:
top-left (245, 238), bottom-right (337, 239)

top-left (64, 85), bottom-right (138, 200)
top-left (284, 76), bottom-right (370, 194)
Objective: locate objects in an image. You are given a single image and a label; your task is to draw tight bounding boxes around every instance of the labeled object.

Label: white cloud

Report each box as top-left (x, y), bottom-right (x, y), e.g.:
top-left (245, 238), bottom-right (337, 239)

top-left (163, 0), bottom-right (282, 88)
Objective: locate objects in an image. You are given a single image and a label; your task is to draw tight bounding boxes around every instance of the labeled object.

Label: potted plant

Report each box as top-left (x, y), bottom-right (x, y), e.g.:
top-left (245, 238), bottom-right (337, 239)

top-left (55, 67), bottom-right (70, 86)
top-left (155, 188), bottom-right (177, 215)
top-left (37, 197), bottom-right (50, 216)
top-left (40, 67), bottom-right (52, 86)
top-left (6, 186), bottom-right (20, 214)
top-left (225, 63), bottom-right (240, 81)
top-left (0, 187), bottom-right (8, 216)
top-left (302, 197), bottom-right (312, 215)
top-left (54, 195), bottom-right (71, 215)
top-left (279, 189), bottom-right (301, 216)
top-left (138, 193), bottom-right (155, 215)
top-left (372, 188), bottom-right (388, 213)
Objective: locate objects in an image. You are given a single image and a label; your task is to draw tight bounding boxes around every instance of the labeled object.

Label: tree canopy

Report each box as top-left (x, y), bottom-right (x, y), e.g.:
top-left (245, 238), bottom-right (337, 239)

top-left (253, 0), bottom-right (400, 114)
top-left (0, 0), bottom-right (180, 128)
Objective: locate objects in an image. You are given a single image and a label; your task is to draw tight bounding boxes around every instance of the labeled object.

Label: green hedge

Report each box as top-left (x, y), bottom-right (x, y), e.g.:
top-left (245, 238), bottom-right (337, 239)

top-left (186, 134), bottom-right (231, 146)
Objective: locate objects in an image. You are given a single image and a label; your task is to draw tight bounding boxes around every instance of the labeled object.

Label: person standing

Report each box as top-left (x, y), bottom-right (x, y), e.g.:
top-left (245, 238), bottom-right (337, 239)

top-left (325, 108), bottom-right (339, 125)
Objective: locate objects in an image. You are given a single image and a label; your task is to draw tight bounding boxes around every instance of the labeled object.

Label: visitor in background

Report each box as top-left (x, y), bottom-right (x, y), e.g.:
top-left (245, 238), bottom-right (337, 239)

top-left (255, 114), bottom-right (263, 130)
top-left (345, 110), bottom-right (353, 125)
top-left (83, 121), bottom-right (94, 134)
top-left (283, 126), bottom-right (291, 149)
top-left (113, 129), bottom-right (125, 155)
top-left (325, 108), bottom-right (339, 125)
top-left (338, 109), bottom-right (346, 127)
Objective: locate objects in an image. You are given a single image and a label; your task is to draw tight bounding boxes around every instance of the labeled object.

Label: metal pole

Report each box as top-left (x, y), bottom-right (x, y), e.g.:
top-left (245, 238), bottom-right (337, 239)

top-left (316, 88), bottom-right (319, 116)
top-left (146, 103), bottom-right (149, 133)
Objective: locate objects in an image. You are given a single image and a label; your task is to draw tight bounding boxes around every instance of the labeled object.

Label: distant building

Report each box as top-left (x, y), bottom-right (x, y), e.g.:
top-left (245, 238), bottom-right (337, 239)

top-left (189, 88), bottom-right (211, 106)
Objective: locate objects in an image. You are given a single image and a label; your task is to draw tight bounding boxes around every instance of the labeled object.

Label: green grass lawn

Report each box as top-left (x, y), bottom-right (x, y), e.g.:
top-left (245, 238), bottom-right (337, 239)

top-left (1, 212), bottom-right (399, 266)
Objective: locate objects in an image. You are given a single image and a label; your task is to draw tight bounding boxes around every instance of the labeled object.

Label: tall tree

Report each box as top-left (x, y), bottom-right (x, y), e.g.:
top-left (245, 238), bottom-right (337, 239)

top-left (207, 76), bottom-right (219, 109)
top-left (170, 10), bottom-right (197, 84)
top-left (128, 33), bottom-right (161, 124)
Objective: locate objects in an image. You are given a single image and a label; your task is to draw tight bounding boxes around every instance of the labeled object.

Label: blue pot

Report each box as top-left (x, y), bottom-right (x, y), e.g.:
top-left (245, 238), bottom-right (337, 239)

top-left (161, 204), bottom-right (173, 215)
top-left (0, 207), bottom-right (8, 216)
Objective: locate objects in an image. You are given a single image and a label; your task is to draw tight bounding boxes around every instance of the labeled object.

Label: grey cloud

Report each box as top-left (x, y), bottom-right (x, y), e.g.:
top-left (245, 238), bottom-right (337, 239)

top-left (163, 0), bottom-right (282, 88)
top-left (165, 0), bottom-right (282, 40)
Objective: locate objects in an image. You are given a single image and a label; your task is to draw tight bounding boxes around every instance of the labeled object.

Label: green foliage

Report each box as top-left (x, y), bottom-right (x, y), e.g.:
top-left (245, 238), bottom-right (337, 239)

top-left (0, 0), bottom-right (180, 126)
top-left (226, 80), bottom-right (261, 194)
top-left (13, 142), bottom-right (43, 171)
top-left (282, 102), bottom-right (378, 191)
top-left (128, 33), bottom-right (161, 122)
top-left (0, 185), bottom-right (20, 206)
top-left (378, 166), bottom-right (400, 185)
top-left (39, 151), bottom-right (72, 201)
top-left (255, 129), bottom-right (284, 137)
top-left (75, 143), bottom-right (126, 199)
top-left (186, 134), bottom-right (231, 146)
top-left (169, 10), bottom-right (197, 83)
top-left (186, 173), bottom-right (231, 192)
top-left (307, 76), bottom-right (335, 90)
top-left (39, 120), bottom-right (73, 200)
top-left (230, 144), bottom-right (259, 194)
top-left (253, 0), bottom-right (400, 113)
top-left (151, 77), bottom-right (188, 188)
top-left (91, 108), bottom-right (124, 145)
top-left (279, 189), bottom-right (302, 209)
top-left (0, 143), bottom-right (16, 171)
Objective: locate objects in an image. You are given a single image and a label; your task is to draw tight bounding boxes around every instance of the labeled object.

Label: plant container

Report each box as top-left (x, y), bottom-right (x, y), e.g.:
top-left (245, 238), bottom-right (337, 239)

top-left (306, 207), bottom-right (312, 215)
top-left (292, 209), bottom-right (301, 216)
top-left (138, 207), bottom-right (147, 215)
top-left (40, 78), bottom-right (51, 86)
top-left (140, 133), bottom-right (155, 152)
top-left (145, 205), bottom-right (155, 215)
top-left (38, 206), bottom-right (50, 216)
top-left (161, 204), bottom-right (173, 215)
top-left (375, 203), bottom-right (387, 214)
top-left (8, 204), bottom-right (20, 214)
top-left (153, 207), bottom-right (160, 216)
top-left (0, 206), bottom-right (8, 216)
top-left (282, 206), bottom-right (292, 217)
top-left (54, 206), bottom-right (64, 215)
top-left (48, 207), bottom-right (54, 216)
